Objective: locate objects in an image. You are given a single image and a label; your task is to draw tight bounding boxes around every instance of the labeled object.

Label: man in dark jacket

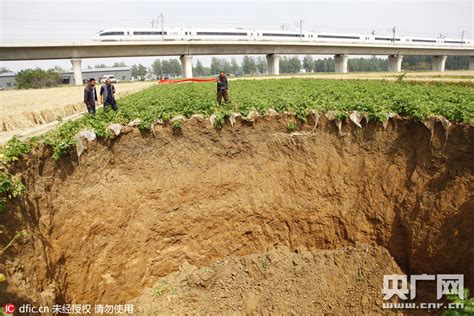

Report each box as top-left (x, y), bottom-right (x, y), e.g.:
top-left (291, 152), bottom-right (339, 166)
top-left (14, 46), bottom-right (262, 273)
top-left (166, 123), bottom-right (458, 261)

top-left (100, 79), bottom-right (118, 111)
top-left (84, 78), bottom-right (98, 115)
top-left (216, 71), bottom-right (229, 105)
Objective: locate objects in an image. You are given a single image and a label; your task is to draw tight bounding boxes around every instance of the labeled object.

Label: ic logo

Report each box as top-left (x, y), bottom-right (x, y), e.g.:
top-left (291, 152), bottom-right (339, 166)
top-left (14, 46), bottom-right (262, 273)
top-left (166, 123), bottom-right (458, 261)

top-left (4, 304), bottom-right (15, 314)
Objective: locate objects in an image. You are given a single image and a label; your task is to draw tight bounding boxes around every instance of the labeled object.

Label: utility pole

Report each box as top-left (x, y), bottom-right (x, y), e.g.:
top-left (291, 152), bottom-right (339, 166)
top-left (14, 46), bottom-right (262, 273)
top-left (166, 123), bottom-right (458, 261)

top-left (371, 29), bottom-right (375, 35)
top-left (461, 30), bottom-right (465, 45)
top-left (392, 26), bottom-right (396, 43)
top-left (151, 18), bottom-right (155, 28)
top-left (299, 19), bottom-right (303, 39)
top-left (160, 13), bottom-right (165, 40)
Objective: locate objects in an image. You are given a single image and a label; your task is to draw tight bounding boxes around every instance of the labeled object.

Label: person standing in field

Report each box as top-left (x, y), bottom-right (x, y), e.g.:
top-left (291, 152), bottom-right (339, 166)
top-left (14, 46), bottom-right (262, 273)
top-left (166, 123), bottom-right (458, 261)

top-left (100, 78), bottom-right (118, 111)
top-left (83, 78), bottom-right (98, 115)
top-left (216, 71), bottom-right (229, 105)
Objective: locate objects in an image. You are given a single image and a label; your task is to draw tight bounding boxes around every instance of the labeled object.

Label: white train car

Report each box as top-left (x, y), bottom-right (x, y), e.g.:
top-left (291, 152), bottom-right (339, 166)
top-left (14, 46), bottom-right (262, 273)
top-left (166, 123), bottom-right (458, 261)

top-left (92, 28), bottom-right (472, 46)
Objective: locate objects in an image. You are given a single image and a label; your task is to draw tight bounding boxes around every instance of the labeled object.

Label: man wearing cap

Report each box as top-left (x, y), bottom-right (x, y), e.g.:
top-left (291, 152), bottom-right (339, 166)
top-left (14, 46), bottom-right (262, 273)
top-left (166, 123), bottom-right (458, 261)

top-left (100, 78), bottom-right (118, 111)
top-left (83, 78), bottom-right (98, 115)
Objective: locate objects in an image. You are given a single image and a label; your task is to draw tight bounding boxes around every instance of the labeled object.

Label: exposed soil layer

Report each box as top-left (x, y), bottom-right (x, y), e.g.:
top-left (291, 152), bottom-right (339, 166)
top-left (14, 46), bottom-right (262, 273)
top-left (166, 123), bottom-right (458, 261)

top-left (0, 114), bottom-right (473, 313)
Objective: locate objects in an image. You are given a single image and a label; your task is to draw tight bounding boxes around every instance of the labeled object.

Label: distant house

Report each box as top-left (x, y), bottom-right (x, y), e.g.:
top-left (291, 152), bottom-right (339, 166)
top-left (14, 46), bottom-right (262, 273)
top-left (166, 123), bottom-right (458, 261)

top-left (61, 67), bottom-right (132, 85)
top-left (0, 72), bottom-right (16, 89)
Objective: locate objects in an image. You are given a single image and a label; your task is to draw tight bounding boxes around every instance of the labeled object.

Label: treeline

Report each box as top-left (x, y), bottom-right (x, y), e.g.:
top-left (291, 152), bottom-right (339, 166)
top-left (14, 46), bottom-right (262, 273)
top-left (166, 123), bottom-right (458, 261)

top-left (15, 68), bottom-right (62, 89)
top-left (402, 56), bottom-right (469, 71)
top-left (10, 55), bottom-right (472, 89)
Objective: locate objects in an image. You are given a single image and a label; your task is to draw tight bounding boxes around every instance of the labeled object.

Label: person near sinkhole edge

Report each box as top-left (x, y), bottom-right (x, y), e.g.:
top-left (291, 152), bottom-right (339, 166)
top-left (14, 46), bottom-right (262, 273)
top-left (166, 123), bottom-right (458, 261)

top-left (216, 71), bottom-right (229, 105)
top-left (83, 78), bottom-right (98, 115)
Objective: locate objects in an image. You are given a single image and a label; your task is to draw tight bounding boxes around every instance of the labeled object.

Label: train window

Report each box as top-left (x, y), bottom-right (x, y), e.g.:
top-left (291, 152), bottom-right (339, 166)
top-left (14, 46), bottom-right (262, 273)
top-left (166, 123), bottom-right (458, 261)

top-left (412, 39), bottom-right (436, 43)
top-left (196, 32), bottom-right (248, 36)
top-left (133, 31), bottom-right (163, 35)
top-left (444, 40), bottom-right (465, 44)
top-left (317, 35), bottom-right (360, 39)
top-left (100, 32), bottom-right (125, 36)
top-left (263, 33), bottom-right (301, 37)
top-left (374, 37), bottom-right (400, 41)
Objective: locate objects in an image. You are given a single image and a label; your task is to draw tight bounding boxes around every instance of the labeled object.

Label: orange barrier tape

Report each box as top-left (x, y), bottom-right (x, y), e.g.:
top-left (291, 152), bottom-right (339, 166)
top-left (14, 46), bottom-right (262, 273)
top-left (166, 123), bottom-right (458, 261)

top-left (158, 78), bottom-right (217, 84)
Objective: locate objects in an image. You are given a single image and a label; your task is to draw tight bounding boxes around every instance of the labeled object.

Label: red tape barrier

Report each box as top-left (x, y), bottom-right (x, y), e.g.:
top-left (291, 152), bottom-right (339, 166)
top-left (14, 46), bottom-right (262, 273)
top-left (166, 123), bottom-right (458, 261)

top-left (158, 78), bottom-right (217, 84)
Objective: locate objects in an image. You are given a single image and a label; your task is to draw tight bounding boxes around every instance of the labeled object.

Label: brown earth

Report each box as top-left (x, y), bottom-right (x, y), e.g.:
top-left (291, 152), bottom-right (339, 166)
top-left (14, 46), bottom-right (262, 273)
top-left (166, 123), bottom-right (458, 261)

top-left (0, 113), bottom-right (473, 314)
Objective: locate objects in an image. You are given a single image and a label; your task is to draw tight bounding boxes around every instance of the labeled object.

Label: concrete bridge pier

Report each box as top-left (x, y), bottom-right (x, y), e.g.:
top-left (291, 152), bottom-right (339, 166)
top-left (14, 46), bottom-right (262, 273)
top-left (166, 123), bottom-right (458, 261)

top-left (388, 55), bottom-right (403, 72)
top-left (469, 56), bottom-right (474, 70)
top-left (432, 55), bottom-right (447, 72)
top-left (180, 55), bottom-right (193, 78)
top-left (266, 54), bottom-right (280, 75)
top-left (70, 59), bottom-right (83, 85)
top-left (334, 54), bottom-right (349, 73)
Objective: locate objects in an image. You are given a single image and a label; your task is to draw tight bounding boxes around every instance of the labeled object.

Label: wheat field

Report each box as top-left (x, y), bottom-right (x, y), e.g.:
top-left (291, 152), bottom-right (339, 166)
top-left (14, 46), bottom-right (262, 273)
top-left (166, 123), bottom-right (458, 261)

top-left (0, 82), bottom-right (154, 132)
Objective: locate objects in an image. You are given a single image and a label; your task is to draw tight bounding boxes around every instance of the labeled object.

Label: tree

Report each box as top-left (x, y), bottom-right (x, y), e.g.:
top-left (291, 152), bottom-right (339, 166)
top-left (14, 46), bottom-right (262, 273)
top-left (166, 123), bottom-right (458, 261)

top-left (445, 56), bottom-right (469, 70)
top-left (242, 56), bottom-right (257, 75)
top-left (280, 56), bottom-right (301, 74)
top-left (314, 58), bottom-right (335, 72)
top-left (113, 62), bottom-right (127, 67)
top-left (209, 57), bottom-right (232, 74)
top-left (53, 66), bottom-right (65, 74)
top-left (231, 58), bottom-right (240, 74)
top-left (151, 59), bottom-right (162, 76)
top-left (210, 57), bottom-right (221, 74)
top-left (94, 64), bottom-right (108, 68)
top-left (131, 64), bottom-right (147, 78)
top-left (303, 56), bottom-right (314, 72)
top-left (194, 59), bottom-right (205, 76)
top-left (256, 57), bottom-right (267, 74)
top-left (161, 59), bottom-right (181, 77)
top-left (348, 56), bottom-right (387, 72)
top-left (402, 56), bottom-right (431, 71)
top-left (221, 59), bottom-right (232, 74)
top-left (0, 67), bottom-right (11, 74)
top-left (15, 68), bottom-right (61, 89)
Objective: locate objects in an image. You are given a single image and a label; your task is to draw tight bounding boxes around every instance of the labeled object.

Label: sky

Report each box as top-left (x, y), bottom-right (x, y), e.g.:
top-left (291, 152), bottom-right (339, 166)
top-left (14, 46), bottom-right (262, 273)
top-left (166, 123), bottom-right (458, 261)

top-left (0, 0), bottom-right (472, 71)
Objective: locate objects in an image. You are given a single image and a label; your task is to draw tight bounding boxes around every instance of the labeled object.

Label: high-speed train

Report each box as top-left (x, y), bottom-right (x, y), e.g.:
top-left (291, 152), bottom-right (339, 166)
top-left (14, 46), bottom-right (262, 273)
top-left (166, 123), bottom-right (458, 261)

top-left (92, 28), bottom-right (472, 46)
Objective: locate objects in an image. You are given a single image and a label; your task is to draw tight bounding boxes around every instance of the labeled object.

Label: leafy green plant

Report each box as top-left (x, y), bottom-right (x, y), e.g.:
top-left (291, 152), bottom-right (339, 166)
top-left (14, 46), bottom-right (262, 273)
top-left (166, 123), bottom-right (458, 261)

top-left (1, 230), bottom-right (28, 255)
top-left (161, 112), bottom-right (171, 122)
top-left (0, 173), bottom-right (26, 212)
top-left (287, 121), bottom-right (298, 132)
top-left (172, 120), bottom-right (182, 131)
top-left (444, 288), bottom-right (474, 315)
top-left (213, 109), bottom-right (230, 130)
top-left (0, 136), bottom-right (30, 162)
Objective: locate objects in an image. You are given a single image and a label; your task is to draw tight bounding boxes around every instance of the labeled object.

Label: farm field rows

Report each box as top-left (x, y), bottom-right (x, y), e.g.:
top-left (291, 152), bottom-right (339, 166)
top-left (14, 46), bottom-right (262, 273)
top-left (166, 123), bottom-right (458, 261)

top-left (35, 78), bottom-right (474, 159)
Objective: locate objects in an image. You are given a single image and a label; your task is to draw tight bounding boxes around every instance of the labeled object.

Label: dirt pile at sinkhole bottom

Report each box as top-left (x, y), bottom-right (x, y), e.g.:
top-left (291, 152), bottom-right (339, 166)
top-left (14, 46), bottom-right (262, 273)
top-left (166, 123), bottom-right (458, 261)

top-left (0, 113), bottom-right (472, 314)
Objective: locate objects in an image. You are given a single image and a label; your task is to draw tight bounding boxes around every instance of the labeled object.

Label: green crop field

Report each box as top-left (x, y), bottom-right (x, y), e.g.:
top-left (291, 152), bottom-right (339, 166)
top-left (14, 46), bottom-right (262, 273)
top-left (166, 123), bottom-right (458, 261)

top-left (119, 78), bottom-right (473, 122)
top-left (34, 79), bottom-right (474, 160)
